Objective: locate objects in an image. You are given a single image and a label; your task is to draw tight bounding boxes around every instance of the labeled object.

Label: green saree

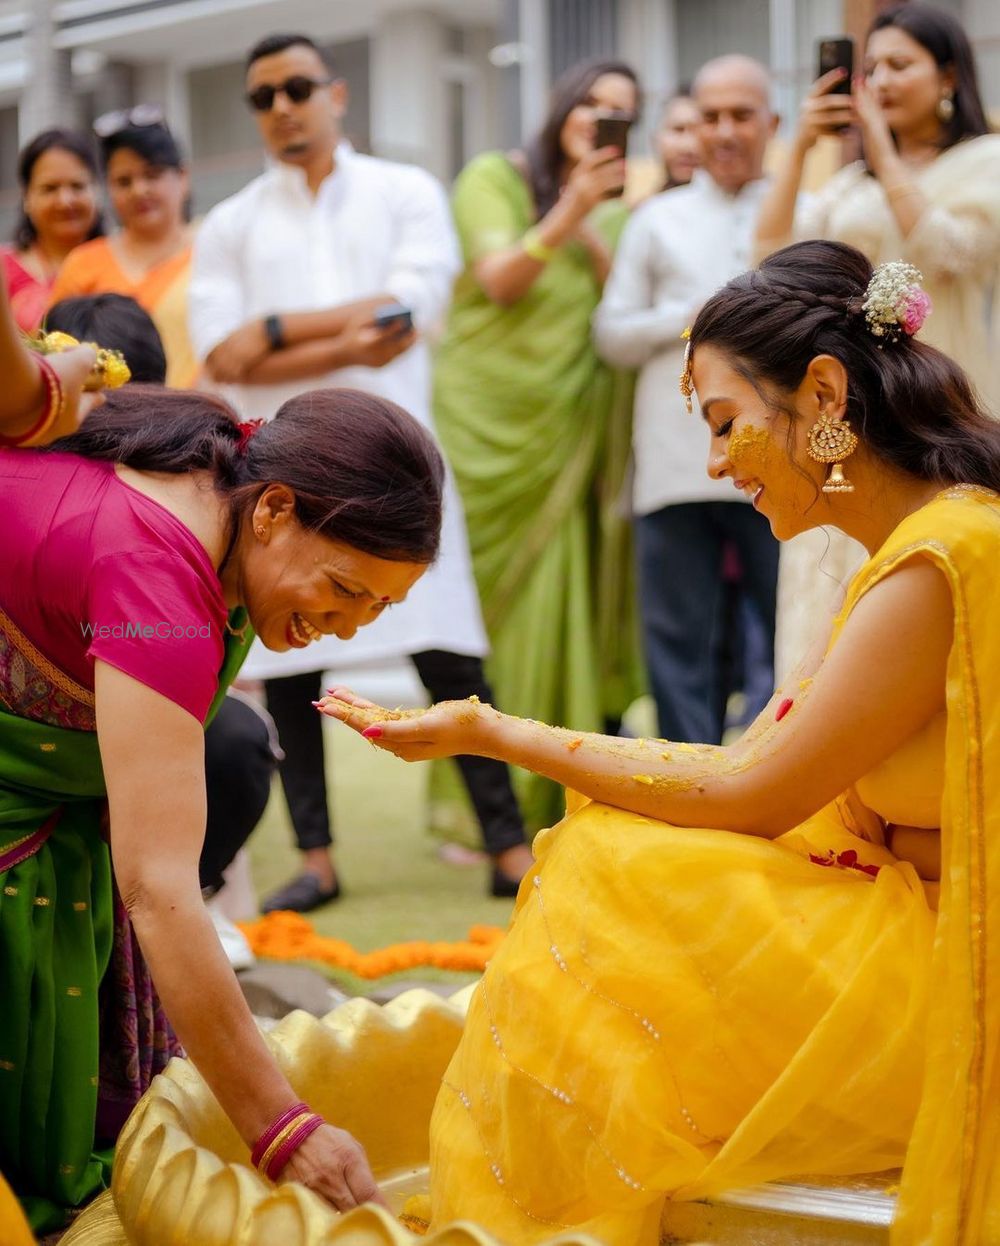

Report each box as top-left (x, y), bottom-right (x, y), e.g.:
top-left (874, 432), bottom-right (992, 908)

top-left (433, 152), bottom-right (641, 834)
top-left (0, 604), bottom-right (250, 1233)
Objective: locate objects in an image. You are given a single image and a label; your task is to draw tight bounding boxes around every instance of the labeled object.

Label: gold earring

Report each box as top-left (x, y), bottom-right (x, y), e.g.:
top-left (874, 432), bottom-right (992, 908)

top-left (807, 413), bottom-right (859, 493)
top-left (254, 524), bottom-right (266, 538)
top-left (936, 92), bottom-right (954, 122)
top-left (679, 328), bottom-right (694, 414)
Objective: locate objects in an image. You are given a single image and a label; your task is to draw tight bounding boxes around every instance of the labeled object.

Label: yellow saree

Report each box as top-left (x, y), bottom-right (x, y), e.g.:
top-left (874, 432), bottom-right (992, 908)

top-left (63, 489), bottom-right (1000, 1246)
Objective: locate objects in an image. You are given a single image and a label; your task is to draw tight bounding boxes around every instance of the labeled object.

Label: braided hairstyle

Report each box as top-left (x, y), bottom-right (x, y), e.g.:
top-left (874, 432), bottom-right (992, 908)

top-left (46, 385), bottom-right (445, 564)
top-left (689, 240), bottom-right (1000, 491)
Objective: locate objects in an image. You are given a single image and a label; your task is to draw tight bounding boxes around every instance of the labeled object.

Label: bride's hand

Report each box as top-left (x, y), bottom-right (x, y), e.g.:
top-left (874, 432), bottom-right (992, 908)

top-left (280, 1122), bottom-right (388, 1211)
top-left (317, 686), bottom-right (492, 761)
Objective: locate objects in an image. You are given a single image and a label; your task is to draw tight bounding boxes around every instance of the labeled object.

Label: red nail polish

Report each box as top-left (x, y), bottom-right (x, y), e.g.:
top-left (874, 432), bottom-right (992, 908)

top-left (362, 725), bottom-right (383, 740)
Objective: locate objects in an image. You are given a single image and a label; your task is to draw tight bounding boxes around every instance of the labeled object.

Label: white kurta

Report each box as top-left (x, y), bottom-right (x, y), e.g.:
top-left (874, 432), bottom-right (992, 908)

top-left (189, 147), bottom-right (487, 679)
top-left (593, 171), bottom-right (774, 516)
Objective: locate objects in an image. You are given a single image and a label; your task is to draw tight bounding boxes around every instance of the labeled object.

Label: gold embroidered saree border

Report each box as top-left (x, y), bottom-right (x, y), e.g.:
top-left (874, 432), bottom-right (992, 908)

top-left (0, 604), bottom-right (95, 728)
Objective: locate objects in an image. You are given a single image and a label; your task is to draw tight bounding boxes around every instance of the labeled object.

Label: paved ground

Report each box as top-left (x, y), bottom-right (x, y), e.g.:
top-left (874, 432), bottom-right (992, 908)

top-left (243, 661), bottom-right (517, 998)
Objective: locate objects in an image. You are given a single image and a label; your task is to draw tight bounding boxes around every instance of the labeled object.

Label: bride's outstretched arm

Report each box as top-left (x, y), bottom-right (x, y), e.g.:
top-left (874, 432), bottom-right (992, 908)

top-left (321, 560), bottom-right (951, 837)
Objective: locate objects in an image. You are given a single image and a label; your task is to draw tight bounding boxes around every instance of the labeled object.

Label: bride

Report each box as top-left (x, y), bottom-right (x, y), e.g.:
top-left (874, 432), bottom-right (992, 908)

top-left (322, 240), bottom-right (1000, 1245)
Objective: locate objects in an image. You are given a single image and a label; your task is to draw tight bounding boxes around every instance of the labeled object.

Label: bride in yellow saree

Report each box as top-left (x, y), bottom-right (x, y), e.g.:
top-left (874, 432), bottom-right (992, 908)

top-left (324, 243), bottom-right (1000, 1245)
top-left (70, 240), bottom-right (999, 1246)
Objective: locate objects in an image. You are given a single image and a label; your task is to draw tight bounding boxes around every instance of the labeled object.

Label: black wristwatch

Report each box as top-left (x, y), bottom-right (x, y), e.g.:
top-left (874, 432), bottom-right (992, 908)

top-left (263, 313), bottom-right (285, 351)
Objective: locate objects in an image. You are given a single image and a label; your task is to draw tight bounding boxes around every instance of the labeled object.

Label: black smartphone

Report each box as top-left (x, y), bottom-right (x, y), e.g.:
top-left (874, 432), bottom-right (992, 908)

top-left (593, 112), bottom-right (632, 199)
top-left (372, 303), bottom-right (413, 333)
top-left (817, 37), bottom-right (854, 93)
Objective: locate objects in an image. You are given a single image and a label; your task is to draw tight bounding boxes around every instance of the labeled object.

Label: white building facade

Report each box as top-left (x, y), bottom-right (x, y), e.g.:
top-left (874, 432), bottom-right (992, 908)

top-left (0, 0), bottom-right (997, 233)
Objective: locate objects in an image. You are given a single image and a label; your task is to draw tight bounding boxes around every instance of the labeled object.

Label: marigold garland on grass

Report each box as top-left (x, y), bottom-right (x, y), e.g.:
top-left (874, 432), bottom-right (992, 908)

top-left (238, 911), bottom-right (506, 978)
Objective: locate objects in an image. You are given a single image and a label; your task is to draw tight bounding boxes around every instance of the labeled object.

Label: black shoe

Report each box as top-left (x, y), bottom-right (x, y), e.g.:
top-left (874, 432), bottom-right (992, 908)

top-left (261, 872), bottom-right (341, 914)
top-left (490, 867), bottom-right (523, 899)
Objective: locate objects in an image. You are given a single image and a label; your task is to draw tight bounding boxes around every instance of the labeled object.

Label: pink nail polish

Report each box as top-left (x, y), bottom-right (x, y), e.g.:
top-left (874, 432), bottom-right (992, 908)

top-left (362, 725), bottom-right (383, 740)
top-left (311, 700), bottom-right (323, 707)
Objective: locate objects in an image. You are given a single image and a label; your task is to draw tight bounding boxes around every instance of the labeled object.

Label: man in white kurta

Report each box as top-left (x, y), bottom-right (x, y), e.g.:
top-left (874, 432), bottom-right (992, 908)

top-left (593, 56), bottom-right (781, 746)
top-left (189, 33), bottom-right (530, 911)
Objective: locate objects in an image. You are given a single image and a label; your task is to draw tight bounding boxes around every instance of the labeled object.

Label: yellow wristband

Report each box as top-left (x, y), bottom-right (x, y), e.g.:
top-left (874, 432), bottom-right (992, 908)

top-left (522, 226), bottom-right (557, 264)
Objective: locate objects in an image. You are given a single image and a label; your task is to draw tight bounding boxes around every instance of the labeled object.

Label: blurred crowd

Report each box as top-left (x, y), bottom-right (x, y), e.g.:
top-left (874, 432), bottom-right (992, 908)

top-left (3, 2), bottom-right (998, 920)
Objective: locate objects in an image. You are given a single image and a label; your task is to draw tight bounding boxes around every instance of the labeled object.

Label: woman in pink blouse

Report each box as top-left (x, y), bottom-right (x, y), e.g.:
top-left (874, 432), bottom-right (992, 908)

top-left (0, 386), bottom-right (443, 1233)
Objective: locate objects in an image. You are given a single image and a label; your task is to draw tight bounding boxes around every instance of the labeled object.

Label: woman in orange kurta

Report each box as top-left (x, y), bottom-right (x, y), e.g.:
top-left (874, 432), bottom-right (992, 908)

top-left (51, 115), bottom-right (197, 387)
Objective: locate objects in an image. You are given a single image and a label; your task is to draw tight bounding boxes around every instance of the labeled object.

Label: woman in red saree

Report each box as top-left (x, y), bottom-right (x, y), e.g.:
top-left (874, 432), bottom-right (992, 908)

top-left (1, 129), bottom-right (102, 332)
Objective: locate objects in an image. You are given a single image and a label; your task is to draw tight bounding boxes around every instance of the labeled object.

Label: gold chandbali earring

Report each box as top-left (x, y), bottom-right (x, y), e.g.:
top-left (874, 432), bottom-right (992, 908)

top-left (807, 412), bottom-right (859, 493)
top-left (937, 91), bottom-right (955, 122)
top-left (679, 328), bottom-right (694, 413)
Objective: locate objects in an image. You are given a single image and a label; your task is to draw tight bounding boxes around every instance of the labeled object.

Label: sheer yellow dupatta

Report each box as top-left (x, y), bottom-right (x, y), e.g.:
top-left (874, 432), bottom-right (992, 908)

top-left (839, 488), bottom-right (1000, 1245)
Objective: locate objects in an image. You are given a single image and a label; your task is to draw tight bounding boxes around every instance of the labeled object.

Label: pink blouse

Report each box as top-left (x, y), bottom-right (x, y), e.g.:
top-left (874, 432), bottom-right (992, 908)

top-left (1, 247), bottom-right (54, 333)
top-left (0, 449), bottom-right (227, 722)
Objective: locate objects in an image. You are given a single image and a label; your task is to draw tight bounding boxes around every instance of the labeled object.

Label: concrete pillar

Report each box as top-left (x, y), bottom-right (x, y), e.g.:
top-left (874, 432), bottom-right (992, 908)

top-left (19, 0), bottom-right (73, 142)
top-left (370, 8), bottom-right (449, 179)
top-left (768, 0), bottom-right (798, 138)
top-left (134, 61), bottom-right (192, 157)
top-left (618, 0), bottom-right (678, 152)
top-left (517, 0), bottom-right (549, 139)
top-left (463, 26), bottom-right (504, 163)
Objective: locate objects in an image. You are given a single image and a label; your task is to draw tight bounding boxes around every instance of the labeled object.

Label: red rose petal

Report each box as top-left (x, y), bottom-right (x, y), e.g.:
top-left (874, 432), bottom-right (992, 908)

top-left (775, 698), bottom-right (794, 722)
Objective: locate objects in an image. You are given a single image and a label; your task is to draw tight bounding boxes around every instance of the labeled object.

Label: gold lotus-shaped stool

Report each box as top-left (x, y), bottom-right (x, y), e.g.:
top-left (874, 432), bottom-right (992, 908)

top-left (64, 988), bottom-right (602, 1246)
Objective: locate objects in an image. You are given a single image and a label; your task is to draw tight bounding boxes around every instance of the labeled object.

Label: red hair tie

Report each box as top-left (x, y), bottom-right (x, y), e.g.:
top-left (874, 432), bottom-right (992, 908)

top-left (235, 418), bottom-right (265, 454)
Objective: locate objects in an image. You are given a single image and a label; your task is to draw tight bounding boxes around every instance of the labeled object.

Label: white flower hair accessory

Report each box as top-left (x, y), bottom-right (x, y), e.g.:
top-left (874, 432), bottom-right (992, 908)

top-left (861, 261), bottom-right (932, 344)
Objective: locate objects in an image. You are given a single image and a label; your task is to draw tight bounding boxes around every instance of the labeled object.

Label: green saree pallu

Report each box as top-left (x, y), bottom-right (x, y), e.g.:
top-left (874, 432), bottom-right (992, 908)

top-left (432, 152), bottom-right (643, 835)
top-left (0, 605), bottom-right (251, 1233)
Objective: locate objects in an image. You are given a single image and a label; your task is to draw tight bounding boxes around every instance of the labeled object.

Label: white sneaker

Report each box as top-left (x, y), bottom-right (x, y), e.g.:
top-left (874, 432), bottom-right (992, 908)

top-left (208, 901), bottom-right (256, 972)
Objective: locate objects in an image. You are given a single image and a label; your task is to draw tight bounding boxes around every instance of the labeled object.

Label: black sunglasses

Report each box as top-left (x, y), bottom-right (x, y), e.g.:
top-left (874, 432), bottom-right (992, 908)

top-left (245, 76), bottom-right (331, 112)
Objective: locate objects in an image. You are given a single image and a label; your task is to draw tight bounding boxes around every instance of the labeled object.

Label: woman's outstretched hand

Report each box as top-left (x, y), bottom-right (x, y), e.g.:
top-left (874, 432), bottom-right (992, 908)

top-left (281, 1122), bottom-right (388, 1212)
top-left (317, 686), bottom-right (492, 761)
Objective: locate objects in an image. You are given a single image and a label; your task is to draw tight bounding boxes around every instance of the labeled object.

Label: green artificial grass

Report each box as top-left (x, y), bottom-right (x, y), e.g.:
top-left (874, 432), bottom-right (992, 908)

top-left (247, 715), bottom-right (516, 996)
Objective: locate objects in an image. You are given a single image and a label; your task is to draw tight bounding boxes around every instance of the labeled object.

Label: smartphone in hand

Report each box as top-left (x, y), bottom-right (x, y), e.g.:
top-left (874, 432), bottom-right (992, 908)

top-left (593, 111), bottom-right (632, 199)
top-left (372, 303), bottom-right (413, 333)
top-left (816, 37), bottom-right (854, 133)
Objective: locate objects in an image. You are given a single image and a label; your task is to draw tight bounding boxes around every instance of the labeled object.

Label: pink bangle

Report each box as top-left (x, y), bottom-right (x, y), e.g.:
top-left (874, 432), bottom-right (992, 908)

top-left (0, 354), bottom-right (64, 448)
top-left (264, 1112), bottom-right (325, 1182)
top-left (250, 1102), bottom-right (310, 1169)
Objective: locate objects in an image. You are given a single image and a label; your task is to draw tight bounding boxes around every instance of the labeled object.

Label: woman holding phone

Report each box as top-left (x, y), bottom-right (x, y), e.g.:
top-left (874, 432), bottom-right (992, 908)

top-left (432, 58), bottom-right (642, 834)
top-left (755, 1), bottom-right (1000, 674)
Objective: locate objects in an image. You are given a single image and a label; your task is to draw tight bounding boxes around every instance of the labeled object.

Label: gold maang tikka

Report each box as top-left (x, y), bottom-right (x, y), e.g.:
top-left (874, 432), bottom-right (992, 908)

top-left (679, 328), bottom-right (694, 413)
top-left (806, 412), bottom-right (859, 493)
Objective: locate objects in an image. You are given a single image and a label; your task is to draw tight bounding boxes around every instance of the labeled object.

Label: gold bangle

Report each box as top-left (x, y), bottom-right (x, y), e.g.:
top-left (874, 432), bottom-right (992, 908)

top-left (522, 226), bottom-right (557, 264)
top-left (884, 183), bottom-right (922, 204)
top-left (256, 1116), bottom-right (308, 1178)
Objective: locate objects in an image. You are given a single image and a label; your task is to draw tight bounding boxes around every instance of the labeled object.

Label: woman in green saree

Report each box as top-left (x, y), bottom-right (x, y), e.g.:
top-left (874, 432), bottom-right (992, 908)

top-left (0, 385), bottom-right (444, 1231)
top-left (433, 59), bottom-right (643, 836)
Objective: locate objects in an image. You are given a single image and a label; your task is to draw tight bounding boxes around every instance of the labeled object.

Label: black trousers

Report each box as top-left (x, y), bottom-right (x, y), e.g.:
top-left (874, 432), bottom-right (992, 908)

top-left (199, 694), bottom-right (279, 893)
top-left (636, 501), bottom-right (779, 745)
top-left (264, 650), bottom-right (526, 856)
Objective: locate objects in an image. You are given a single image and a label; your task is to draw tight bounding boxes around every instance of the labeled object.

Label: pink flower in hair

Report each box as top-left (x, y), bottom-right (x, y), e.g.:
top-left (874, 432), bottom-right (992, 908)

top-left (901, 288), bottom-right (932, 336)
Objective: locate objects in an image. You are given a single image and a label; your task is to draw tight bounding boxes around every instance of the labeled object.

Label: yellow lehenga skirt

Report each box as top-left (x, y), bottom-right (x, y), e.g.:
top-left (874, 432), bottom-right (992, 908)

top-left (64, 489), bottom-right (1000, 1246)
top-left (429, 798), bottom-right (931, 1245)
